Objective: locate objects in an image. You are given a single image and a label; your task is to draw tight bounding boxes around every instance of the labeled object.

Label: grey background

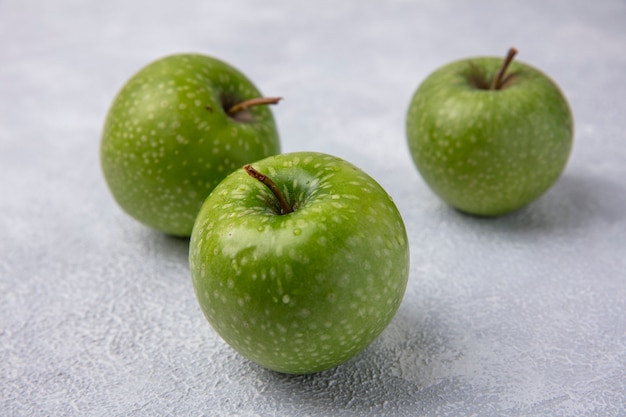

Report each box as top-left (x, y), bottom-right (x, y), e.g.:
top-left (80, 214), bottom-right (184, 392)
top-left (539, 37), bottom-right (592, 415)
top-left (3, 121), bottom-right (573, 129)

top-left (1, 0), bottom-right (625, 416)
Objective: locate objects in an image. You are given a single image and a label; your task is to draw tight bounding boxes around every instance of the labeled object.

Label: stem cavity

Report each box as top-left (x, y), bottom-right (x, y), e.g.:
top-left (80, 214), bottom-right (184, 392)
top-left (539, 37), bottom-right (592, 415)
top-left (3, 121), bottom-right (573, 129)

top-left (491, 47), bottom-right (518, 90)
top-left (244, 164), bottom-right (294, 215)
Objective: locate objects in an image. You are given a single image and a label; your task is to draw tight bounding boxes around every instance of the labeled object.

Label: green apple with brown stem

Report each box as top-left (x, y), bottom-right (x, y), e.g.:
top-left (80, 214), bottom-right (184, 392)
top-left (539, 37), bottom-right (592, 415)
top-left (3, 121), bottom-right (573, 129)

top-left (406, 48), bottom-right (574, 216)
top-left (101, 53), bottom-right (281, 236)
top-left (189, 152), bottom-right (410, 374)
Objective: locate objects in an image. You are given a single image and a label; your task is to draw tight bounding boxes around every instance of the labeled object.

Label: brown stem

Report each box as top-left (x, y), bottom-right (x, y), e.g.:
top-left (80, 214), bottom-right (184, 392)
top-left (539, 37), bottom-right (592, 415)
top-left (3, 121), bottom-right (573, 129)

top-left (244, 164), bottom-right (294, 215)
top-left (490, 47), bottom-right (518, 90)
top-left (228, 97), bottom-right (282, 115)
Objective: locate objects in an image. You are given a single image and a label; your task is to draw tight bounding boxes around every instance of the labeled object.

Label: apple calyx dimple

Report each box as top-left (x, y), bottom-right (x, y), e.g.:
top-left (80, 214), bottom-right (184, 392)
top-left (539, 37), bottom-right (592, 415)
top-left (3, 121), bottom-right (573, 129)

top-left (244, 164), bottom-right (294, 215)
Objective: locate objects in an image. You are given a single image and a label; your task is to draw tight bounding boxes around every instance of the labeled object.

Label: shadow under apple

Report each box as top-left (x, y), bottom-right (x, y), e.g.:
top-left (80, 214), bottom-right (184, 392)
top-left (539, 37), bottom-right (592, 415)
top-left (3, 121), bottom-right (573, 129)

top-left (133, 225), bottom-right (191, 273)
top-left (251, 304), bottom-right (457, 416)
top-left (449, 170), bottom-right (626, 236)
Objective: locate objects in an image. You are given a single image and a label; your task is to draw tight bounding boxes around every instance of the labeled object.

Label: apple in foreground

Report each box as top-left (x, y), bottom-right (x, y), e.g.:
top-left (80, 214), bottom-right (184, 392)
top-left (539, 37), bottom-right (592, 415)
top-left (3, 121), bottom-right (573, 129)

top-left (406, 48), bottom-right (574, 216)
top-left (101, 53), bottom-right (281, 236)
top-left (189, 152), bottom-right (410, 374)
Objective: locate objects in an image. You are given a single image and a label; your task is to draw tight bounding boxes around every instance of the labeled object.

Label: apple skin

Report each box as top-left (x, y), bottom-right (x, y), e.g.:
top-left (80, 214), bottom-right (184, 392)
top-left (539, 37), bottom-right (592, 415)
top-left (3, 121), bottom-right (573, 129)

top-left (101, 54), bottom-right (280, 236)
top-left (189, 152), bottom-right (410, 374)
top-left (406, 55), bottom-right (574, 216)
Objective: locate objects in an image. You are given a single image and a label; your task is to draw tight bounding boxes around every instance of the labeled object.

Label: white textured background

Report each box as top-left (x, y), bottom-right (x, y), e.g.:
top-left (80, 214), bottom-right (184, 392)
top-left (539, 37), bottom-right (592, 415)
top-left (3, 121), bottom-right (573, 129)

top-left (1, 0), bottom-right (625, 416)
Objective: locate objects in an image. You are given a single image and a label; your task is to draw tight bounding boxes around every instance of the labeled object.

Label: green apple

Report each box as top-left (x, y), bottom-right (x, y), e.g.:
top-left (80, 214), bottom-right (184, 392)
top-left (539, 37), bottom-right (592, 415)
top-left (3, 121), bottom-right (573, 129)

top-left (101, 53), bottom-right (281, 236)
top-left (406, 48), bottom-right (574, 216)
top-left (189, 152), bottom-right (410, 374)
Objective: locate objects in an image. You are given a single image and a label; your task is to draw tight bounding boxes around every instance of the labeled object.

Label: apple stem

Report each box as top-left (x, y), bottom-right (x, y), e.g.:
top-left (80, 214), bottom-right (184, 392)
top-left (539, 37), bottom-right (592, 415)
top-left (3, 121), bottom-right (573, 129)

top-left (228, 97), bottom-right (282, 115)
top-left (491, 47), bottom-right (518, 90)
top-left (244, 164), bottom-right (294, 215)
